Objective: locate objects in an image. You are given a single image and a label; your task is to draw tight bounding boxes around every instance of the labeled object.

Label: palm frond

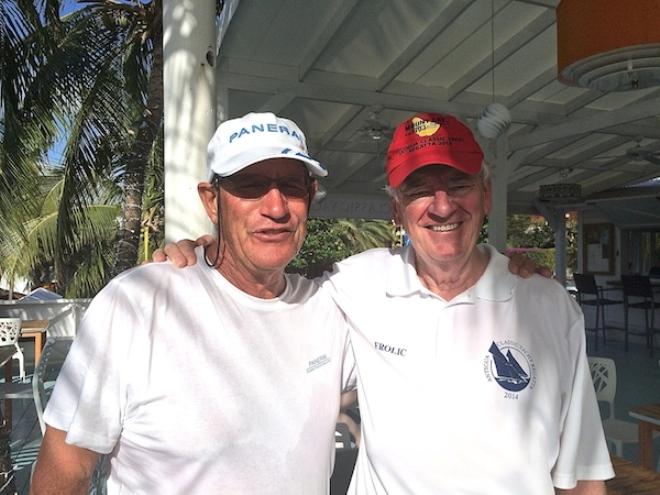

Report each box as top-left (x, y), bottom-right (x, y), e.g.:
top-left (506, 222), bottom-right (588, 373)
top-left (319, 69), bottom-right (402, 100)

top-left (336, 219), bottom-right (396, 252)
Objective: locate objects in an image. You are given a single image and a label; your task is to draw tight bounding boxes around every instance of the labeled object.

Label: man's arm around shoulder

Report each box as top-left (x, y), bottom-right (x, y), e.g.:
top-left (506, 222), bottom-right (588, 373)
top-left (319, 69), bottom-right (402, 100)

top-left (31, 425), bottom-right (100, 495)
top-left (556, 480), bottom-right (607, 495)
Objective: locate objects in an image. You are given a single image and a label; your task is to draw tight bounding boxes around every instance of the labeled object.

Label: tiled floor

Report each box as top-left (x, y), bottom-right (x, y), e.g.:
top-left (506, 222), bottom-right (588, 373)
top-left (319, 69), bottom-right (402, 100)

top-left (4, 334), bottom-right (660, 494)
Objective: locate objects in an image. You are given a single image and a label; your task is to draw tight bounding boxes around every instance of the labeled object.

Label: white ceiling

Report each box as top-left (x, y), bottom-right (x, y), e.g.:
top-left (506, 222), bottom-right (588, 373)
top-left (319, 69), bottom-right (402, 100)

top-left (215, 0), bottom-right (660, 219)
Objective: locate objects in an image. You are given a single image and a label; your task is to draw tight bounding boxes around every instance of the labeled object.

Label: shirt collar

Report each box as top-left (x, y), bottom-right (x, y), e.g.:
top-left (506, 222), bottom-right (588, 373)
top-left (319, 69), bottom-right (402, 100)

top-left (385, 245), bottom-right (425, 296)
top-left (385, 244), bottom-right (517, 302)
top-left (470, 245), bottom-right (518, 302)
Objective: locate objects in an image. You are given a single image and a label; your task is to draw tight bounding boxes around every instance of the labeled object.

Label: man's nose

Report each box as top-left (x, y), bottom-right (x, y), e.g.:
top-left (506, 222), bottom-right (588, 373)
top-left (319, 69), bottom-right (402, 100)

top-left (427, 189), bottom-right (455, 217)
top-left (260, 186), bottom-right (289, 218)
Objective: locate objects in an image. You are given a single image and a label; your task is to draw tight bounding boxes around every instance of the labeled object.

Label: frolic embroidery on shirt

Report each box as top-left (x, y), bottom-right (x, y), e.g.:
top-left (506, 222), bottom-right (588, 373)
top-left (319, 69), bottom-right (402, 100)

top-left (374, 341), bottom-right (407, 357)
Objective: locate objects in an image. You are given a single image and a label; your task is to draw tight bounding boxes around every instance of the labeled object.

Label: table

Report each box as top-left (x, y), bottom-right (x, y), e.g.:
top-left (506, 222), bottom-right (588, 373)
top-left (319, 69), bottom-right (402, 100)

top-left (607, 455), bottom-right (660, 494)
top-left (606, 279), bottom-right (660, 291)
top-left (20, 319), bottom-right (48, 365)
top-left (630, 403), bottom-right (660, 470)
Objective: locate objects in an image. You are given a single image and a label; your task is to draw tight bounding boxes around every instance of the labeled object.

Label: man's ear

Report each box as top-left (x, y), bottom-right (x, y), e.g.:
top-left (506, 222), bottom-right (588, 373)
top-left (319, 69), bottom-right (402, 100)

top-left (391, 197), bottom-right (403, 227)
top-left (198, 182), bottom-right (219, 224)
top-left (483, 178), bottom-right (493, 216)
top-left (306, 179), bottom-right (319, 212)
top-left (309, 179), bottom-right (319, 202)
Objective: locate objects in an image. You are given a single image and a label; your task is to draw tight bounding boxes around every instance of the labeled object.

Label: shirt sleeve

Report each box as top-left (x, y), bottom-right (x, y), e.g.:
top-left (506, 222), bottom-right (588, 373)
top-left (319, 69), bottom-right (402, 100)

top-left (44, 278), bottom-right (142, 454)
top-left (318, 270), bottom-right (357, 393)
top-left (551, 314), bottom-right (615, 488)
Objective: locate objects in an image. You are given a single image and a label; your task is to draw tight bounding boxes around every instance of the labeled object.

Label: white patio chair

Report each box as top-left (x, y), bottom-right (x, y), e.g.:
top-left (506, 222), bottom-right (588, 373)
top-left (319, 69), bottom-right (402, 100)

top-left (0, 320), bottom-right (33, 427)
top-left (0, 318), bottom-right (25, 381)
top-left (588, 356), bottom-right (645, 456)
top-left (32, 336), bottom-right (74, 435)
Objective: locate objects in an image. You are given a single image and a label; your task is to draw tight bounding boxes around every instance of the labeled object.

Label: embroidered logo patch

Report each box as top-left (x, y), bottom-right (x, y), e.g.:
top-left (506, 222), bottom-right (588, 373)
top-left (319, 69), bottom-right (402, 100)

top-left (483, 340), bottom-right (536, 394)
top-left (411, 117), bottom-right (441, 137)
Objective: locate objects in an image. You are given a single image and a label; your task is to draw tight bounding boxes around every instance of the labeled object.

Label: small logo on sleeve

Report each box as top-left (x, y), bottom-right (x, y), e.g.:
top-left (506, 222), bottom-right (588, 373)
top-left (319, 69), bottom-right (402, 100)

top-left (307, 354), bottom-right (330, 373)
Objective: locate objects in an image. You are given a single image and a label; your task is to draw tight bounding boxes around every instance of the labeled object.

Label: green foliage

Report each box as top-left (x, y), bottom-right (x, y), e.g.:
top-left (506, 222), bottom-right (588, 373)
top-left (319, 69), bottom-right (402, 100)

top-left (288, 218), bottom-right (396, 278)
top-left (507, 214), bottom-right (555, 248)
top-left (504, 214), bottom-right (578, 274)
top-left (518, 249), bottom-right (556, 271)
top-left (0, 172), bottom-right (120, 297)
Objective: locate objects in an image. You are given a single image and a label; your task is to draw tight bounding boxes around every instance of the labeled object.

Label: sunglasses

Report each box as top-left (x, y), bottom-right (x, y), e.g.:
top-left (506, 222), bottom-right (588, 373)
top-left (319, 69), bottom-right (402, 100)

top-left (216, 174), bottom-right (312, 199)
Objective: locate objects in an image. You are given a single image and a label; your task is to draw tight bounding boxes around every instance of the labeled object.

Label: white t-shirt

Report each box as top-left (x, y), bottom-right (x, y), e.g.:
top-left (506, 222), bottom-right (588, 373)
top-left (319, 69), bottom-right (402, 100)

top-left (45, 248), bottom-right (352, 494)
top-left (323, 244), bottom-right (614, 495)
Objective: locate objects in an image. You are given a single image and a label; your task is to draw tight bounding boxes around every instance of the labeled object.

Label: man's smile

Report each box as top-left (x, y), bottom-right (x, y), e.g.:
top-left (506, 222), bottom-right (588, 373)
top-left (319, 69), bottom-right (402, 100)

top-left (427, 222), bottom-right (461, 233)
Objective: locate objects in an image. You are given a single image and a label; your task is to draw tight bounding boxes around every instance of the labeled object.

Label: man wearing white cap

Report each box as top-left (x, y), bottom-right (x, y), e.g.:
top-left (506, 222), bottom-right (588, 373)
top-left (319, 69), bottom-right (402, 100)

top-left (157, 113), bottom-right (613, 494)
top-left (32, 113), bottom-right (353, 494)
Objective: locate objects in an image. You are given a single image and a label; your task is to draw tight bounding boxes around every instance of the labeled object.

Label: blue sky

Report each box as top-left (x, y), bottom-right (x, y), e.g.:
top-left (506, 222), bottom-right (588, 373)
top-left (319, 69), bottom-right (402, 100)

top-left (46, 134), bottom-right (66, 167)
top-left (44, 1), bottom-right (87, 167)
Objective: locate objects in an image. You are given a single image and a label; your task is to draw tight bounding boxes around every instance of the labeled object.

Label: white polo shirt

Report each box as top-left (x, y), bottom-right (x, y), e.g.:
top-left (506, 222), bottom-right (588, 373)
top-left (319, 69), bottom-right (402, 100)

top-left (323, 244), bottom-right (614, 495)
top-left (46, 248), bottom-right (353, 494)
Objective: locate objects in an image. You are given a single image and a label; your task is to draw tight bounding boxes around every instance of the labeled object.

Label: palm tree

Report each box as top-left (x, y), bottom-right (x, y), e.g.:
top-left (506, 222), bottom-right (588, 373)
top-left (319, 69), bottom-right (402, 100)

top-left (9, 0), bottom-right (164, 279)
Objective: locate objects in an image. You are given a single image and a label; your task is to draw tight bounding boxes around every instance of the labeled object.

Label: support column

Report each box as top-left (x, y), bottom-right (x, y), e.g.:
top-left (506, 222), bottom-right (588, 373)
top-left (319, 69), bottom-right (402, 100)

top-left (554, 210), bottom-right (567, 286)
top-left (534, 201), bottom-right (567, 286)
top-left (163, 0), bottom-right (216, 242)
top-left (487, 139), bottom-right (509, 251)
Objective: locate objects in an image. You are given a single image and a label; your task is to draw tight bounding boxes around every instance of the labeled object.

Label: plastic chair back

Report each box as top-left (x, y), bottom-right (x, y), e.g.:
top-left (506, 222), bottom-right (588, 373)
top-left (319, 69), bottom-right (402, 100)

top-left (574, 273), bottom-right (598, 296)
top-left (43, 306), bottom-right (76, 337)
top-left (588, 356), bottom-right (616, 420)
top-left (32, 337), bottom-right (74, 435)
top-left (0, 318), bottom-right (21, 347)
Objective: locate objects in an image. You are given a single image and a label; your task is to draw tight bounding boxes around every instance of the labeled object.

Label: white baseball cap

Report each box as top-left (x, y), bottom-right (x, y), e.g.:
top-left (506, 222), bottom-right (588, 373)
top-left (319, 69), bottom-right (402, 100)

top-left (207, 112), bottom-right (328, 179)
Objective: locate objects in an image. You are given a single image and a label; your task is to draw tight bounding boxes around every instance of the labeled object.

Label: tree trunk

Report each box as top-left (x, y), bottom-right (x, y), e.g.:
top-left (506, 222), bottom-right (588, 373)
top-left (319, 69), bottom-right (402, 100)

top-left (113, 7), bottom-right (164, 276)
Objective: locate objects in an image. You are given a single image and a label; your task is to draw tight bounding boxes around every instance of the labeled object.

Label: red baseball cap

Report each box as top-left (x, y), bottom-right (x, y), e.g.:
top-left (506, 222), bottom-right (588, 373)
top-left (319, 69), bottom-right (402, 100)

top-left (386, 113), bottom-right (484, 187)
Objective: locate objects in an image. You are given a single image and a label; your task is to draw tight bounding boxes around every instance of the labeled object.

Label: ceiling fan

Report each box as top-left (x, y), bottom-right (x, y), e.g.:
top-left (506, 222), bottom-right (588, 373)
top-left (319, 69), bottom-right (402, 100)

top-left (624, 140), bottom-right (660, 165)
top-left (597, 138), bottom-right (660, 165)
top-left (353, 110), bottom-right (394, 144)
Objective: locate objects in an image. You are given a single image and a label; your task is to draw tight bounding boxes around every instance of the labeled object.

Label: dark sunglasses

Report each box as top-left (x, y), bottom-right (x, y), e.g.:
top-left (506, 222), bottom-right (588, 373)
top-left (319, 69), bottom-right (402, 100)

top-left (216, 174), bottom-right (312, 199)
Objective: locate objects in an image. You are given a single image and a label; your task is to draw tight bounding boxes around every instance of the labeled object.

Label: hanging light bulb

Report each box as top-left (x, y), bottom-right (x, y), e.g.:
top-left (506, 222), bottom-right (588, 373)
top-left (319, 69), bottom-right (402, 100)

top-left (478, 102), bottom-right (511, 139)
top-left (477, 0), bottom-right (511, 140)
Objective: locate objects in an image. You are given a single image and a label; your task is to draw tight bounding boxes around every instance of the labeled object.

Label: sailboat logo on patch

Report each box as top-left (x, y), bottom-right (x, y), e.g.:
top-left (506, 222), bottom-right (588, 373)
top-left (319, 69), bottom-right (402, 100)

top-left (483, 341), bottom-right (536, 393)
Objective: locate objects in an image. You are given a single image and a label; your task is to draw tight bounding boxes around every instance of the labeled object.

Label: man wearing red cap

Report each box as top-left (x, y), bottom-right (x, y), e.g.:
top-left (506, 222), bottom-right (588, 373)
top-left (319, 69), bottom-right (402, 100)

top-left (322, 112), bottom-right (613, 494)
top-left (153, 112), bottom-right (611, 493)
